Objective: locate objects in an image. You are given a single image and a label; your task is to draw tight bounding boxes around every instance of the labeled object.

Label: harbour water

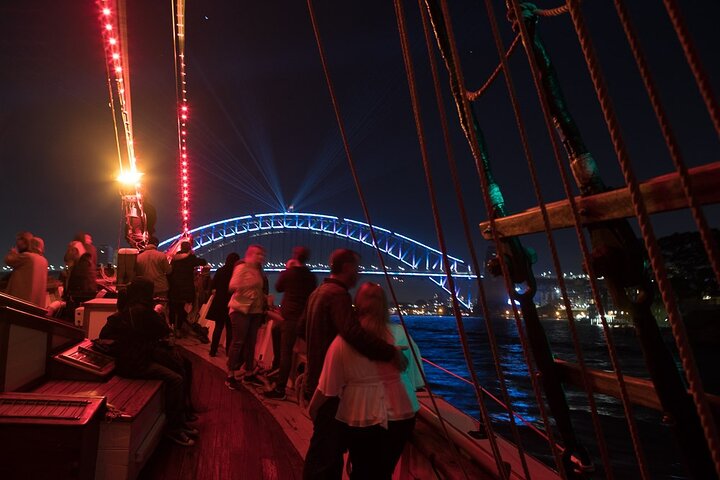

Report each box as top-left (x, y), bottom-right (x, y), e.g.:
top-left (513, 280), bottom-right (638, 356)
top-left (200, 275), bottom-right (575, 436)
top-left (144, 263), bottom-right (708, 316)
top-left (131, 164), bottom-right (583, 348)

top-left (404, 315), bottom-right (689, 479)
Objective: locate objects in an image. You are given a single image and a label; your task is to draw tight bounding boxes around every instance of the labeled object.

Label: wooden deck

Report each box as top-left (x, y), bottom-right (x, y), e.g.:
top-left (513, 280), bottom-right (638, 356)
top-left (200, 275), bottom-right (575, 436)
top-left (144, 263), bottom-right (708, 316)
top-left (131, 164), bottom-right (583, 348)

top-left (175, 337), bottom-right (502, 480)
top-left (138, 345), bottom-right (305, 480)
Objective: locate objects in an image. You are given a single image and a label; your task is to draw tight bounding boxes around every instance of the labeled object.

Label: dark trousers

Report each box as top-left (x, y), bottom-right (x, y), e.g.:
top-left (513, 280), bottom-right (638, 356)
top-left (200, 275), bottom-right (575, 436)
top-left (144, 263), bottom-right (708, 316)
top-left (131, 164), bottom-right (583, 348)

top-left (210, 314), bottom-right (232, 355)
top-left (346, 417), bottom-right (416, 479)
top-left (139, 361), bottom-right (185, 428)
top-left (169, 301), bottom-right (188, 330)
top-left (227, 311), bottom-right (263, 372)
top-left (272, 320), bottom-right (297, 392)
top-left (152, 347), bottom-right (194, 412)
top-left (303, 397), bottom-right (347, 480)
top-left (271, 321), bottom-right (282, 370)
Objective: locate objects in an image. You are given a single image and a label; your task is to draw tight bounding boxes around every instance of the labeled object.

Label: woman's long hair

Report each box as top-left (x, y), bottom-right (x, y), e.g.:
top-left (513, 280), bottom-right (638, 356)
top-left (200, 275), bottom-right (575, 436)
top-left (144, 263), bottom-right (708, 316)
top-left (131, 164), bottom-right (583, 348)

top-left (355, 282), bottom-right (391, 342)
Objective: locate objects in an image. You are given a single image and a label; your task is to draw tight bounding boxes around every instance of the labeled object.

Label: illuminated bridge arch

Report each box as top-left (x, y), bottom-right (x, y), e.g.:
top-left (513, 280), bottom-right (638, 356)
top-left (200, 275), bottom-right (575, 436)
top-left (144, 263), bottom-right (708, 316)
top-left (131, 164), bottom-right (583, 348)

top-left (159, 212), bottom-right (477, 307)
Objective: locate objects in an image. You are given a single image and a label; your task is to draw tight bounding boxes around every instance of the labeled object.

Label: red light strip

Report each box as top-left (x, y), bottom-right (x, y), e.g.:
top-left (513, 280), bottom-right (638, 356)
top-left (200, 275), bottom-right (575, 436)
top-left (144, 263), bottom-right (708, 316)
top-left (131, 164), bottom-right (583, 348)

top-left (97, 0), bottom-right (138, 179)
top-left (173, 0), bottom-right (190, 235)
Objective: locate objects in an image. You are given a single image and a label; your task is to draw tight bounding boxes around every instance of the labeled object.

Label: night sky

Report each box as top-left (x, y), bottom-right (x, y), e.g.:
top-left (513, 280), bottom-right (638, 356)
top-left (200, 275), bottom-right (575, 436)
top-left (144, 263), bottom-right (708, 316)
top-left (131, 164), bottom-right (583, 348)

top-left (1, 1), bottom-right (718, 275)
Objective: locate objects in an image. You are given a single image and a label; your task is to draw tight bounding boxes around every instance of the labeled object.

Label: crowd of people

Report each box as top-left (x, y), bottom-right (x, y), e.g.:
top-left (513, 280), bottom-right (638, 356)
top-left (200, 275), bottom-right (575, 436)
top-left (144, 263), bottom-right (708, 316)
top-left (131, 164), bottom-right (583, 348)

top-left (3, 230), bottom-right (426, 477)
top-left (206, 245), bottom-right (424, 478)
top-left (2, 230), bottom-right (99, 312)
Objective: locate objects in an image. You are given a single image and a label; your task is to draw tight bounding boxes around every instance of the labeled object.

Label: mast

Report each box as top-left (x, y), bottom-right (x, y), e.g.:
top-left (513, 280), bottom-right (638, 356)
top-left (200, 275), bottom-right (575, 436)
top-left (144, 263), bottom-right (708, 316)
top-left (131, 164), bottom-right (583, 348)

top-left (97, 0), bottom-right (148, 250)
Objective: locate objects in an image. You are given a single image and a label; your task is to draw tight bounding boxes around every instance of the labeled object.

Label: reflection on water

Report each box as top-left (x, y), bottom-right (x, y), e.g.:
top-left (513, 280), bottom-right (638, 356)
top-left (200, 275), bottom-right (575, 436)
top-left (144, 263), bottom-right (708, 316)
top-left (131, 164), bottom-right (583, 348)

top-left (401, 315), bottom-right (689, 479)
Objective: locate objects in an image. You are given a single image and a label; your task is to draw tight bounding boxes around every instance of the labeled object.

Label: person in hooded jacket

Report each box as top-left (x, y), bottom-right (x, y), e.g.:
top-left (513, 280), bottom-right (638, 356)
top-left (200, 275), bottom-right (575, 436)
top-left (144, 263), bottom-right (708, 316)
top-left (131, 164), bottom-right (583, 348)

top-left (168, 241), bottom-right (207, 337)
top-left (100, 277), bottom-right (198, 446)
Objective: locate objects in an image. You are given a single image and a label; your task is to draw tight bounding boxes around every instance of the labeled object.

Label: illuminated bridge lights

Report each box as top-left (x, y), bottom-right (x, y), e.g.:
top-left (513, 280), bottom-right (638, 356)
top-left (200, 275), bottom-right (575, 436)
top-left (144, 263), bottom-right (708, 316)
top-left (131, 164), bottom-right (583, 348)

top-left (159, 212), bottom-right (477, 307)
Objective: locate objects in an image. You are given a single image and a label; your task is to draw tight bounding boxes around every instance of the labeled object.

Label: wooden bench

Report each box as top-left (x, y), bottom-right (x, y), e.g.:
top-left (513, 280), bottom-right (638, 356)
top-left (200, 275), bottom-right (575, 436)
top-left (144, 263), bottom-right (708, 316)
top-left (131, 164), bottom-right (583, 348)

top-left (0, 392), bottom-right (106, 480)
top-left (0, 294), bottom-right (167, 480)
top-left (32, 376), bottom-right (165, 480)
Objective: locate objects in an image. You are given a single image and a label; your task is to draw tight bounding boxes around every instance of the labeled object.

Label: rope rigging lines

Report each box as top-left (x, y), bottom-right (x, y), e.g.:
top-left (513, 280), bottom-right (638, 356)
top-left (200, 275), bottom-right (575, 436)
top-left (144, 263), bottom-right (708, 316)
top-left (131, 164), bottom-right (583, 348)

top-left (340, 0), bottom-right (718, 478)
top-left (90, 1), bottom-right (719, 477)
top-left (306, 1), bottom-right (476, 477)
top-left (563, 0), bottom-right (720, 476)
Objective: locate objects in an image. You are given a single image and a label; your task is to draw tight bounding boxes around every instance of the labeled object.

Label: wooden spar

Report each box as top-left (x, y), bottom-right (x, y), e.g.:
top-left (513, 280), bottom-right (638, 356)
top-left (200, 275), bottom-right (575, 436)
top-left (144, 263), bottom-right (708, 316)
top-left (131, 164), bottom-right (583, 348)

top-left (555, 359), bottom-right (720, 415)
top-left (480, 162), bottom-right (720, 239)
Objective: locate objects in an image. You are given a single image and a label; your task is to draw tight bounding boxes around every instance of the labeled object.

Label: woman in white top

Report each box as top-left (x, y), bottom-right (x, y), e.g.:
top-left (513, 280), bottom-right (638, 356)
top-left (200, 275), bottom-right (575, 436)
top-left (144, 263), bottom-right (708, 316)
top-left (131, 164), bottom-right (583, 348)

top-left (309, 282), bottom-right (425, 479)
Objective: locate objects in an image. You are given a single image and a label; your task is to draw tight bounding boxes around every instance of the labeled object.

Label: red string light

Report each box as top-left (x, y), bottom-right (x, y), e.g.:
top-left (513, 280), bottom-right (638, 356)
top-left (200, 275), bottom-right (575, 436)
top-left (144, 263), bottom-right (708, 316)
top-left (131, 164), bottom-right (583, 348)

top-left (173, 0), bottom-right (191, 235)
top-left (97, 0), bottom-right (139, 180)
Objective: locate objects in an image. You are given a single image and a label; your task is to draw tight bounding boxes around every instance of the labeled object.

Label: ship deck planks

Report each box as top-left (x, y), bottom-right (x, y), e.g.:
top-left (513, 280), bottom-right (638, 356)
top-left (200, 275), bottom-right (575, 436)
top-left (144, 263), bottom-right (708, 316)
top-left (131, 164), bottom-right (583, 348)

top-left (178, 337), bottom-right (507, 479)
top-left (138, 346), bottom-right (305, 480)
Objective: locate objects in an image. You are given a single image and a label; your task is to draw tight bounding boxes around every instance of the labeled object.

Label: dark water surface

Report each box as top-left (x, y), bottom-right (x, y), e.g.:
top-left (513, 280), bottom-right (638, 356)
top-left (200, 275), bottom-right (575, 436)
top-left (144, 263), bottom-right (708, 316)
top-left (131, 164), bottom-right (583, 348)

top-left (402, 315), bottom-right (691, 479)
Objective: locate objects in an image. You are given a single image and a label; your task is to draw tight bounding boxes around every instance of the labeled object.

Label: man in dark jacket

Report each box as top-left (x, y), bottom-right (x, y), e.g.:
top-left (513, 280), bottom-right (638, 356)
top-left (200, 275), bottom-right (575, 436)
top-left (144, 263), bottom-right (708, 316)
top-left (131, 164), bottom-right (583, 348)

top-left (264, 246), bottom-right (317, 400)
top-left (168, 241), bottom-right (207, 337)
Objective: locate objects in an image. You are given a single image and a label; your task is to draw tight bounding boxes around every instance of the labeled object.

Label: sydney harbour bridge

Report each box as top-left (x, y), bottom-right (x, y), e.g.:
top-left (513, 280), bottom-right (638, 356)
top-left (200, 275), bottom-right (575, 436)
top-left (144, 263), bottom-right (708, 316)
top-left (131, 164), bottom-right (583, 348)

top-left (159, 212), bottom-right (479, 308)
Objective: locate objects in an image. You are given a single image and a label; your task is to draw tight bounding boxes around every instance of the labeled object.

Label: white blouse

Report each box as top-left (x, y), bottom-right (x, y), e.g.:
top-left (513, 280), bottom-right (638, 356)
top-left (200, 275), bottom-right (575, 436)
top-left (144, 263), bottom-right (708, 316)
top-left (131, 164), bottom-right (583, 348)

top-left (316, 323), bottom-right (425, 429)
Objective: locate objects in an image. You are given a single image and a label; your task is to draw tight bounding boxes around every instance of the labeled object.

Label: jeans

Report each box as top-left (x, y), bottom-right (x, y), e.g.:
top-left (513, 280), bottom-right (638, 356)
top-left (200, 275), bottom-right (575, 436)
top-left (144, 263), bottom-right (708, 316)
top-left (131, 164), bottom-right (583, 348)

top-left (210, 314), bottom-right (232, 355)
top-left (227, 311), bottom-right (263, 372)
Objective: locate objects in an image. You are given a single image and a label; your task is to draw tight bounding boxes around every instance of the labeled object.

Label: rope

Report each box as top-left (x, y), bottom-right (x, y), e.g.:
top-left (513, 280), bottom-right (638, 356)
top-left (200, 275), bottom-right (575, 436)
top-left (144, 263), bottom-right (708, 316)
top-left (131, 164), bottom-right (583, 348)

top-left (609, 0), bottom-right (720, 288)
top-left (423, 1), bottom-right (569, 477)
top-left (536, 5), bottom-right (569, 17)
top-left (564, 0), bottom-right (720, 476)
top-left (482, 0), bottom-right (616, 475)
top-left (422, 358), bottom-right (552, 443)
top-left (467, 0), bottom-right (589, 104)
top-left (466, 34), bottom-right (520, 102)
top-left (394, 1), bottom-right (509, 477)
top-left (418, 1), bottom-right (535, 476)
top-left (104, 61), bottom-right (124, 174)
top-left (305, 2), bottom-right (472, 478)
top-left (506, 1), bottom-right (656, 477)
top-left (661, 0), bottom-right (720, 138)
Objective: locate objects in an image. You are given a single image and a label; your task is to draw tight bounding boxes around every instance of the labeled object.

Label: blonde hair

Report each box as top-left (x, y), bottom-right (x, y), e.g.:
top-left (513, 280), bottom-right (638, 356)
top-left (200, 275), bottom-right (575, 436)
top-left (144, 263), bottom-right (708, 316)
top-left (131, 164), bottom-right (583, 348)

top-left (29, 237), bottom-right (45, 255)
top-left (355, 282), bottom-right (391, 341)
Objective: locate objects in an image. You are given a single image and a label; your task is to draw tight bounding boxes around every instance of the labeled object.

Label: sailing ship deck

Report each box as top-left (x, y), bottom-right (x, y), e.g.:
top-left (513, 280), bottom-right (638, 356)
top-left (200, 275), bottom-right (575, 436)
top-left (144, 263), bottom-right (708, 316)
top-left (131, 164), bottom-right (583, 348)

top-left (135, 345), bottom-right (305, 480)
top-left (166, 338), bottom-right (547, 480)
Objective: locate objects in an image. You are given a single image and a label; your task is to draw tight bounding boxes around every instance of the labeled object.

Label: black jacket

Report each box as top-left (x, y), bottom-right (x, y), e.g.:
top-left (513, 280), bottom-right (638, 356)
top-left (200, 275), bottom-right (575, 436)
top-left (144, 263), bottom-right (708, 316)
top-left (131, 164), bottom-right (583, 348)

top-left (168, 253), bottom-right (207, 302)
top-left (275, 265), bottom-right (317, 322)
top-left (206, 263), bottom-right (235, 322)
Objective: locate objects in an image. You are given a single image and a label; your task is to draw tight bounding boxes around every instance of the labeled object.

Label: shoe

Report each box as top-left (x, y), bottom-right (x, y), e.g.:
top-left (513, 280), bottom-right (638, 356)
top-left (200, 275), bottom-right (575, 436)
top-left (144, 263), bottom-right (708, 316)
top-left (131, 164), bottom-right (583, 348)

top-left (182, 425), bottom-right (200, 437)
top-left (166, 430), bottom-right (195, 446)
top-left (263, 388), bottom-right (286, 401)
top-left (242, 374), bottom-right (264, 387)
top-left (209, 350), bottom-right (217, 358)
top-left (225, 376), bottom-right (242, 391)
